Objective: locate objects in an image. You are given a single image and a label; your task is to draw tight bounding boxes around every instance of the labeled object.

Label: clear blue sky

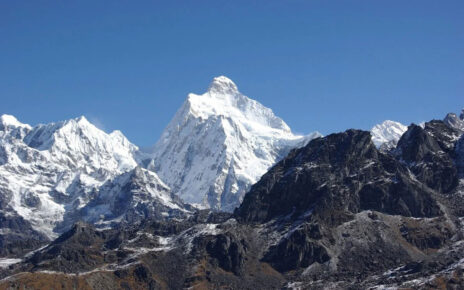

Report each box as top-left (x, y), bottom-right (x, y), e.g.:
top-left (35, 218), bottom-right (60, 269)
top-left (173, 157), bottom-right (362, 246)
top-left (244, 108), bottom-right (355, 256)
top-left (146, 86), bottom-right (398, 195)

top-left (1, 1), bottom-right (463, 146)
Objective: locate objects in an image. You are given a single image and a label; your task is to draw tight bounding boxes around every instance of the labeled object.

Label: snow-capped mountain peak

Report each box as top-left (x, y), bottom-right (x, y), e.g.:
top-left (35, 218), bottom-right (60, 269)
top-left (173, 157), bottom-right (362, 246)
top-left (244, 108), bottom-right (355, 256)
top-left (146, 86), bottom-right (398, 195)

top-left (0, 114), bottom-right (31, 130)
top-left (22, 116), bottom-right (138, 170)
top-left (371, 120), bottom-right (408, 149)
top-left (187, 77), bottom-right (291, 133)
top-left (152, 76), bottom-right (318, 211)
top-left (1, 114), bottom-right (25, 126)
top-left (207, 75), bottom-right (239, 95)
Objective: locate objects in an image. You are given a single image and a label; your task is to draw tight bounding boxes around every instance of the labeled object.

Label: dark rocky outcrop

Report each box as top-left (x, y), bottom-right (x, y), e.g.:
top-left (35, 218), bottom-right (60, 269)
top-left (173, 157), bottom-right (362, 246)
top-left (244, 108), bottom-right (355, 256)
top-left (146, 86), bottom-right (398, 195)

top-left (0, 212), bottom-right (48, 257)
top-left (234, 126), bottom-right (462, 278)
top-left (395, 121), bottom-right (460, 193)
top-left (236, 129), bottom-right (442, 224)
top-left (27, 222), bottom-right (108, 273)
top-left (263, 226), bottom-right (330, 272)
top-left (205, 233), bottom-right (247, 275)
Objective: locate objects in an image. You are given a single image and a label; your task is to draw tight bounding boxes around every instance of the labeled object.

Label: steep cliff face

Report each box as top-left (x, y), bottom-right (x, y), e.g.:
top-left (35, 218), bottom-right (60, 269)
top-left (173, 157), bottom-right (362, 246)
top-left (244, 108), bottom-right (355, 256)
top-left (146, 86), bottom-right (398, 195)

top-left (395, 120), bottom-right (461, 194)
top-left (151, 76), bottom-right (319, 211)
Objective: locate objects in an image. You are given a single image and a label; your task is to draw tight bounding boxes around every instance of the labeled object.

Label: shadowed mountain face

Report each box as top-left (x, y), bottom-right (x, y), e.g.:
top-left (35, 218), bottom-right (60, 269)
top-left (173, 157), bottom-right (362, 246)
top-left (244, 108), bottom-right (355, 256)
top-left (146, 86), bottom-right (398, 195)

top-left (236, 129), bottom-right (442, 223)
top-left (1, 116), bottom-right (464, 289)
top-left (395, 120), bottom-right (461, 194)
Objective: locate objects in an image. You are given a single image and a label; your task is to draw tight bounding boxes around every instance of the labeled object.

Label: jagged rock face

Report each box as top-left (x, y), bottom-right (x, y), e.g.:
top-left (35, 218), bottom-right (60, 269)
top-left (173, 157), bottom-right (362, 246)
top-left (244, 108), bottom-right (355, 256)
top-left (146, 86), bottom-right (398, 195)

top-left (0, 115), bottom-right (188, 242)
top-left (396, 120), bottom-right (461, 193)
top-left (237, 129), bottom-right (442, 223)
top-left (204, 233), bottom-right (247, 275)
top-left (456, 134), bottom-right (464, 176)
top-left (151, 76), bottom-right (319, 212)
top-left (263, 225), bottom-right (330, 272)
top-left (0, 213), bottom-right (48, 257)
top-left (27, 222), bottom-right (108, 273)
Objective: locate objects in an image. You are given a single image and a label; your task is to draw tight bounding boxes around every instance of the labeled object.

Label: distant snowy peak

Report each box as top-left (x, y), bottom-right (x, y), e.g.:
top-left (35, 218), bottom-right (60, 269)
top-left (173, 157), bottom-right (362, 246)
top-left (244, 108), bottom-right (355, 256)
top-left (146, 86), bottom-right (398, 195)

top-left (444, 109), bottom-right (464, 132)
top-left (25, 116), bottom-right (136, 150)
top-left (370, 108), bottom-right (464, 151)
top-left (0, 115), bottom-right (145, 239)
top-left (371, 120), bottom-right (408, 149)
top-left (0, 114), bottom-right (31, 141)
top-left (0, 114), bottom-right (31, 130)
top-left (22, 116), bottom-right (138, 172)
top-left (152, 76), bottom-right (319, 211)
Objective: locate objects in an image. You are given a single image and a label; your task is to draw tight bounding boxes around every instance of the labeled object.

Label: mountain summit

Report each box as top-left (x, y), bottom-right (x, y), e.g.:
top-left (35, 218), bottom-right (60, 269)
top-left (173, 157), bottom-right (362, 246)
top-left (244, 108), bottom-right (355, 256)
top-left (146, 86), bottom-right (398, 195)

top-left (207, 76), bottom-right (240, 95)
top-left (151, 76), bottom-right (320, 211)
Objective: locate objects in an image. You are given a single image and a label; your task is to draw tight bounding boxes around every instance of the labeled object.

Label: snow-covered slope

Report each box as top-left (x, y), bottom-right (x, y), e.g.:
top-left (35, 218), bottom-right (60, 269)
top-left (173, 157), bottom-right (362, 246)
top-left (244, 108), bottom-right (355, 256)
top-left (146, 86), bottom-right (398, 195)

top-left (0, 115), bottom-right (186, 239)
top-left (151, 76), bottom-right (320, 211)
top-left (371, 120), bottom-right (408, 150)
